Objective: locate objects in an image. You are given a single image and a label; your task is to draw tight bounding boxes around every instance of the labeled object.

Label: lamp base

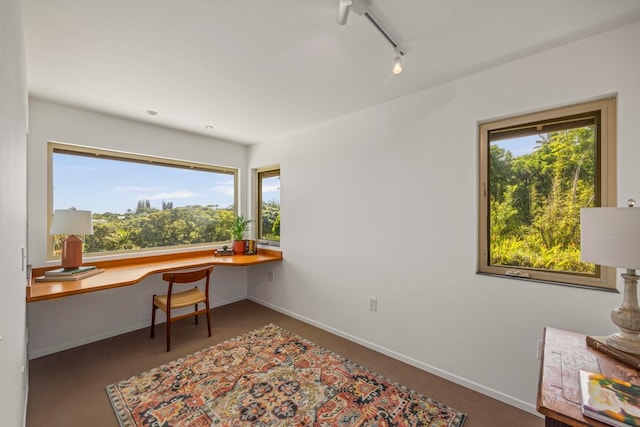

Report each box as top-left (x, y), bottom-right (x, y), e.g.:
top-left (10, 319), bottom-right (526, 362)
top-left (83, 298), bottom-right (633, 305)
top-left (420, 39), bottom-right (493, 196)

top-left (606, 331), bottom-right (640, 355)
top-left (61, 235), bottom-right (84, 269)
top-left (607, 271), bottom-right (640, 355)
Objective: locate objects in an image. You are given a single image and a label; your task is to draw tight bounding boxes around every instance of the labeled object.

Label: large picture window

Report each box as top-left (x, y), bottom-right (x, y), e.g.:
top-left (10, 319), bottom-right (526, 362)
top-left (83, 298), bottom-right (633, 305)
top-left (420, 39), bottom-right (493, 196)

top-left (478, 98), bottom-right (617, 289)
top-left (48, 143), bottom-right (238, 259)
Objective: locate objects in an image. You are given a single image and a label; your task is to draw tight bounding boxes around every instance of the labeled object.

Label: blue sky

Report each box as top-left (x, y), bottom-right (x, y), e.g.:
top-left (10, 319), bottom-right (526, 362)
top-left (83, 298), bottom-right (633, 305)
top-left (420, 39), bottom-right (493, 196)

top-left (492, 134), bottom-right (541, 157)
top-left (53, 153), bottom-right (280, 214)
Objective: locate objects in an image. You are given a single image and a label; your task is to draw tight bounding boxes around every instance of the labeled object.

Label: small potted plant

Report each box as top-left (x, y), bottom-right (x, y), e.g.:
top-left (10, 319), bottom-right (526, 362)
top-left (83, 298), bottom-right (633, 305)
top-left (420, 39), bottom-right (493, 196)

top-left (231, 215), bottom-right (252, 255)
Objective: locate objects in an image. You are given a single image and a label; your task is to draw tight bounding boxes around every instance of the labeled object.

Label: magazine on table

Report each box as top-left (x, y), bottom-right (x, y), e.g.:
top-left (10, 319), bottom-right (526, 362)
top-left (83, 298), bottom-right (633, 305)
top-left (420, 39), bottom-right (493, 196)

top-left (579, 370), bottom-right (640, 427)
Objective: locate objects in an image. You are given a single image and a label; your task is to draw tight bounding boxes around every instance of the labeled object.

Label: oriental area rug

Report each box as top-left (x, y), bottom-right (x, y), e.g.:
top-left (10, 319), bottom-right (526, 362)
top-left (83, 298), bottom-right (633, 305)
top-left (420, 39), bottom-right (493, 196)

top-left (106, 324), bottom-right (467, 426)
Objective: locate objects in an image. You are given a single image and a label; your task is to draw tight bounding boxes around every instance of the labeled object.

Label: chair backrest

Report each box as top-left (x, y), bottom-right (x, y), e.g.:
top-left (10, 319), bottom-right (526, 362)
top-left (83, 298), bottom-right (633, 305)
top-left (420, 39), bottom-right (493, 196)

top-left (162, 266), bottom-right (213, 295)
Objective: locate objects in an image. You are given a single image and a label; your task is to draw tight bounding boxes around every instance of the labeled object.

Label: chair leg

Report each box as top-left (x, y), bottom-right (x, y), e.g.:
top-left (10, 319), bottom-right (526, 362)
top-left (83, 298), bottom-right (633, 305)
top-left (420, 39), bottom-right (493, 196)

top-left (206, 301), bottom-right (212, 337)
top-left (194, 303), bottom-right (199, 325)
top-left (150, 297), bottom-right (157, 338)
top-left (166, 307), bottom-right (172, 352)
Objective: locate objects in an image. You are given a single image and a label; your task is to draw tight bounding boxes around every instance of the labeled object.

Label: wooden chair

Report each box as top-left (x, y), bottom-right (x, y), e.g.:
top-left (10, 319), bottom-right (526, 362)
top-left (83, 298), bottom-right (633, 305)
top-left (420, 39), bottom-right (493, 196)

top-left (150, 266), bottom-right (213, 351)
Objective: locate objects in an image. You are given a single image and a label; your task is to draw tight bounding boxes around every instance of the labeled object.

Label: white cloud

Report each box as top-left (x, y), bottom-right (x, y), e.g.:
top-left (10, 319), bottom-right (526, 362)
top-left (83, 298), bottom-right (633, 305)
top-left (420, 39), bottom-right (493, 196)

top-left (113, 186), bottom-right (169, 192)
top-left (144, 191), bottom-right (199, 200)
top-left (210, 182), bottom-right (235, 197)
top-left (262, 183), bottom-right (280, 192)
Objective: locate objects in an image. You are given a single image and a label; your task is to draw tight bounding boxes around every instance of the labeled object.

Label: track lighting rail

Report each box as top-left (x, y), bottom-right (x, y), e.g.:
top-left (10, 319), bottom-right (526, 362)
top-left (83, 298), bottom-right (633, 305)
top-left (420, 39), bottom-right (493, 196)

top-left (336, 0), bottom-right (406, 73)
top-left (363, 12), bottom-right (405, 56)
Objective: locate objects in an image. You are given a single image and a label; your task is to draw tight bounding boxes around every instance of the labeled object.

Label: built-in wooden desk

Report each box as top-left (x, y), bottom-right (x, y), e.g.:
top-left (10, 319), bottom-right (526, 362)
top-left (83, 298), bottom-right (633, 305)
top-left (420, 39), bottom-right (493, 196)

top-left (537, 327), bottom-right (640, 426)
top-left (27, 248), bottom-right (282, 303)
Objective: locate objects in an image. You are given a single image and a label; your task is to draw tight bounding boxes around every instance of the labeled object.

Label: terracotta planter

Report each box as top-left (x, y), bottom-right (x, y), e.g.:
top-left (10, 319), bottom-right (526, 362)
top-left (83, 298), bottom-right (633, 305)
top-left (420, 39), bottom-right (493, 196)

top-left (232, 240), bottom-right (245, 255)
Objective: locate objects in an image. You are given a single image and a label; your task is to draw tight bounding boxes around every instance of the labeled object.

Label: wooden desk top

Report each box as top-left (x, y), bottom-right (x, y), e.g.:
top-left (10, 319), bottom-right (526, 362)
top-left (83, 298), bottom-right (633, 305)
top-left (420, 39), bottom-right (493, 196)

top-left (27, 248), bottom-right (282, 303)
top-left (537, 327), bottom-right (640, 426)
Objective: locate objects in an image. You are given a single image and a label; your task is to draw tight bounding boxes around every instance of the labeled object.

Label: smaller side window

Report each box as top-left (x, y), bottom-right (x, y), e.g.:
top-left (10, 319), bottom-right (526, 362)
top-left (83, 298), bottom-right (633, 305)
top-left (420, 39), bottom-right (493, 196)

top-left (257, 168), bottom-right (280, 245)
top-left (478, 98), bottom-right (616, 289)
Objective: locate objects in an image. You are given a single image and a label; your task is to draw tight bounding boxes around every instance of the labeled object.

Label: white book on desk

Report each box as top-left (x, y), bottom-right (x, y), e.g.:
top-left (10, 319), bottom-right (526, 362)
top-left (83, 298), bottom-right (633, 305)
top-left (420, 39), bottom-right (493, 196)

top-left (36, 268), bottom-right (104, 282)
top-left (44, 265), bottom-right (97, 276)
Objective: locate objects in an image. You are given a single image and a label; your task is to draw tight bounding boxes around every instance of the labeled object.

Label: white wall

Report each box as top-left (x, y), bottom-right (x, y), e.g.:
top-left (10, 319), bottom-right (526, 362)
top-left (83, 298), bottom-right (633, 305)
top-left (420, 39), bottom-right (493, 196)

top-left (0, 0), bottom-right (29, 424)
top-left (248, 21), bottom-right (640, 415)
top-left (26, 100), bottom-right (250, 357)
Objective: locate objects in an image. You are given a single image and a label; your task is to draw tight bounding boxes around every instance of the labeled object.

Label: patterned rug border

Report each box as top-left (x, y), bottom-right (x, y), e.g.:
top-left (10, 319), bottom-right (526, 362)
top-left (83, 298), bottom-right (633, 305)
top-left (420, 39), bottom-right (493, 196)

top-left (106, 323), bottom-right (467, 426)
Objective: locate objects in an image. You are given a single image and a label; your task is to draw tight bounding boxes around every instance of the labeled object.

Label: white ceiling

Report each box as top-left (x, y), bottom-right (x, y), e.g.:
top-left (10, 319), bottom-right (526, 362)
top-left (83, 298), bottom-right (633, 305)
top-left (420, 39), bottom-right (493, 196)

top-left (21, 0), bottom-right (640, 145)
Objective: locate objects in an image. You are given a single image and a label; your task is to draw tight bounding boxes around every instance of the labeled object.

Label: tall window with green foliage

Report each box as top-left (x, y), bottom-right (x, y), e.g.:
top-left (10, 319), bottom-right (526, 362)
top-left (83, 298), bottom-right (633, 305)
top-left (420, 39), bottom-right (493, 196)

top-left (478, 98), bottom-right (617, 289)
top-left (257, 168), bottom-right (280, 245)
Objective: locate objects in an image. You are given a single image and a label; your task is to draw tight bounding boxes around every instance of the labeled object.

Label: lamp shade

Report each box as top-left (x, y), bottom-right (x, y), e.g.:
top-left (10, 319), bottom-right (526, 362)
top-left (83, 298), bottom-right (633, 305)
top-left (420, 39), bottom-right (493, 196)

top-left (580, 207), bottom-right (640, 270)
top-left (49, 209), bottom-right (94, 236)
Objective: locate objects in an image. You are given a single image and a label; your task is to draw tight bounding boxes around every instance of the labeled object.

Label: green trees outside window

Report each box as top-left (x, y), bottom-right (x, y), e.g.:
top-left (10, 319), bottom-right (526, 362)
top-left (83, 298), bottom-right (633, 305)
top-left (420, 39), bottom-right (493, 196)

top-left (82, 204), bottom-right (236, 254)
top-left (489, 127), bottom-right (595, 274)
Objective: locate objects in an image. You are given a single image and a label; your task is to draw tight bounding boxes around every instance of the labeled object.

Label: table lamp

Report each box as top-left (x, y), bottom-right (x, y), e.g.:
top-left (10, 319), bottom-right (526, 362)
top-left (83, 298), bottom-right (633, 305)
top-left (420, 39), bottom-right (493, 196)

top-left (49, 209), bottom-right (94, 269)
top-left (580, 200), bottom-right (640, 354)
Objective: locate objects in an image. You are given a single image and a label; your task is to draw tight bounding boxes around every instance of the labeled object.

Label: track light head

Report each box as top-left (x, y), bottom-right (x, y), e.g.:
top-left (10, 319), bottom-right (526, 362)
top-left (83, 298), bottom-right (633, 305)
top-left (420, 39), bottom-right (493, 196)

top-left (392, 48), bottom-right (403, 74)
top-left (337, 0), bottom-right (352, 25)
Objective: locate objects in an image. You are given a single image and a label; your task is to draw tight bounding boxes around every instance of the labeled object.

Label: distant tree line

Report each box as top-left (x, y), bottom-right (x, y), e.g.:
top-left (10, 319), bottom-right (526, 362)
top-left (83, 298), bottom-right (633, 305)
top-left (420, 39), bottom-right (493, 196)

top-left (51, 200), bottom-right (281, 254)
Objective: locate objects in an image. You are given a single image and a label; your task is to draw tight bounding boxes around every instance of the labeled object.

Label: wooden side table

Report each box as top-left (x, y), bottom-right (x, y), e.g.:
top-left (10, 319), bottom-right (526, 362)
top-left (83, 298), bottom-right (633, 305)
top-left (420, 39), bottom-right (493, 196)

top-left (537, 327), bottom-right (640, 426)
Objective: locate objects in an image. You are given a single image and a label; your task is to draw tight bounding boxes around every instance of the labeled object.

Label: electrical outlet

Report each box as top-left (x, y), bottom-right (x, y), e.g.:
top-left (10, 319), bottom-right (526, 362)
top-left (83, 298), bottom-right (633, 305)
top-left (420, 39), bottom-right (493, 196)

top-left (368, 297), bottom-right (377, 312)
top-left (267, 271), bottom-right (274, 282)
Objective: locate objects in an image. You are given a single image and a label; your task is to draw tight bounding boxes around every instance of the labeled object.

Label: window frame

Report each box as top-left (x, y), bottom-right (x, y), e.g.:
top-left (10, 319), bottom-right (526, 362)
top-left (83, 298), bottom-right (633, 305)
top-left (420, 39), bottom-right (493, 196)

top-left (255, 166), bottom-right (281, 246)
top-left (47, 142), bottom-right (238, 260)
top-left (477, 98), bottom-right (617, 289)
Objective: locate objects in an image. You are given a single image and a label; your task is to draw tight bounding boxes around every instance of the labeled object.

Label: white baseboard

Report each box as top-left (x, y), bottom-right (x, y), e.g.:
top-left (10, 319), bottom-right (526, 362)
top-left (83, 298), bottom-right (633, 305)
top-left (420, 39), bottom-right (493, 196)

top-left (28, 296), bottom-right (246, 359)
top-left (22, 382), bottom-right (28, 427)
top-left (248, 296), bottom-right (541, 418)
